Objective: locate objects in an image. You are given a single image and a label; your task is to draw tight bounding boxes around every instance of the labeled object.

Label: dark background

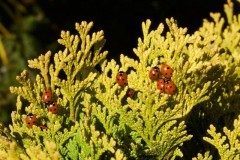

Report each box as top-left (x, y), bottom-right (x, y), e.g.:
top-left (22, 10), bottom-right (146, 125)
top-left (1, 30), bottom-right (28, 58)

top-left (37, 0), bottom-right (226, 61)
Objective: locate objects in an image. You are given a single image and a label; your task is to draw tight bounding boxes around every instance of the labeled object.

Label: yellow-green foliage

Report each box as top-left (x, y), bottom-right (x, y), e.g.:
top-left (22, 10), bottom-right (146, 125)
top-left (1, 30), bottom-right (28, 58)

top-left (192, 151), bottom-right (213, 160)
top-left (0, 0), bottom-right (240, 159)
top-left (203, 115), bottom-right (240, 160)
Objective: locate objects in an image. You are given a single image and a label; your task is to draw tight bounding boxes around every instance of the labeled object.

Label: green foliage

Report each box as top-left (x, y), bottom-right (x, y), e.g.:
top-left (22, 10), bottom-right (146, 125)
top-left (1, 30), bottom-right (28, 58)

top-left (203, 115), bottom-right (240, 160)
top-left (184, 0), bottom-right (240, 158)
top-left (192, 151), bottom-right (213, 160)
top-left (5, 21), bottom-right (108, 159)
top-left (0, 0), bottom-right (240, 159)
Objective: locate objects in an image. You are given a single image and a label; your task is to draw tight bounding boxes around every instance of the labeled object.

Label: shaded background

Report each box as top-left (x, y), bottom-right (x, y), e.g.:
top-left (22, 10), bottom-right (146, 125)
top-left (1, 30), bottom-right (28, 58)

top-left (38, 0), bottom-right (226, 61)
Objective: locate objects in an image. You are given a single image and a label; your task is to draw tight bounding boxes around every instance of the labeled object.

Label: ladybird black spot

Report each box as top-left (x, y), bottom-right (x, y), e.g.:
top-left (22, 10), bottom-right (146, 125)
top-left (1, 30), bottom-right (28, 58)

top-left (27, 113), bottom-right (33, 116)
top-left (167, 67), bottom-right (170, 69)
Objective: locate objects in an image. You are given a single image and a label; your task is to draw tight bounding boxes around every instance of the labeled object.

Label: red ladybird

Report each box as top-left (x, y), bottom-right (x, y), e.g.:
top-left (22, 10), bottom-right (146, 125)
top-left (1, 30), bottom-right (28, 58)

top-left (160, 64), bottom-right (173, 79)
top-left (42, 89), bottom-right (53, 104)
top-left (157, 79), bottom-right (165, 93)
top-left (47, 102), bottom-right (59, 114)
top-left (116, 71), bottom-right (128, 87)
top-left (165, 81), bottom-right (176, 94)
top-left (126, 88), bottom-right (135, 98)
top-left (25, 113), bottom-right (37, 128)
top-left (149, 66), bottom-right (160, 81)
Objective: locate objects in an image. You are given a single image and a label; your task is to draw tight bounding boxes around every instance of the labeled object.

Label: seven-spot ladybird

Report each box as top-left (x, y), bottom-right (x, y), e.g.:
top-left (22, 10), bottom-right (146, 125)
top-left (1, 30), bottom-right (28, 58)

top-left (165, 81), bottom-right (176, 94)
top-left (127, 88), bottom-right (135, 98)
top-left (161, 64), bottom-right (173, 79)
top-left (26, 113), bottom-right (37, 128)
top-left (47, 102), bottom-right (59, 114)
top-left (116, 71), bottom-right (128, 87)
top-left (149, 66), bottom-right (160, 81)
top-left (42, 89), bottom-right (53, 104)
top-left (157, 79), bottom-right (165, 93)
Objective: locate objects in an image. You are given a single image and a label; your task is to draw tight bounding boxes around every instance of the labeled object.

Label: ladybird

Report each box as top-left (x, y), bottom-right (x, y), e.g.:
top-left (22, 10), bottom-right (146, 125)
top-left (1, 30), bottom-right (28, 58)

top-left (157, 79), bottom-right (165, 93)
top-left (116, 71), bottom-right (128, 87)
top-left (47, 102), bottom-right (59, 114)
top-left (160, 64), bottom-right (173, 79)
top-left (25, 113), bottom-right (37, 128)
top-left (165, 81), bottom-right (176, 94)
top-left (126, 88), bottom-right (135, 98)
top-left (42, 89), bottom-right (53, 104)
top-left (149, 66), bottom-right (160, 81)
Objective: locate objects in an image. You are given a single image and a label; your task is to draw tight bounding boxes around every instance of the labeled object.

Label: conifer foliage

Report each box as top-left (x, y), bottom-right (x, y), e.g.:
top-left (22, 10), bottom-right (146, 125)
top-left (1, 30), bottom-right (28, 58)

top-left (0, 0), bottom-right (240, 159)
